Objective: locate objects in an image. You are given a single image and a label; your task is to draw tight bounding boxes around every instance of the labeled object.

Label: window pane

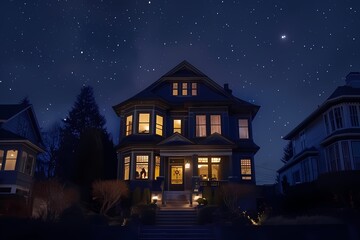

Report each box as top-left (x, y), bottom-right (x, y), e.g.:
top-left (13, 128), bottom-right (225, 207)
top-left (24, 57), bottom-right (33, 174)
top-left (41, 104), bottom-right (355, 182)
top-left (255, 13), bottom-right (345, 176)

top-left (20, 151), bottom-right (27, 173)
top-left (154, 156), bottom-right (160, 180)
top-left (124, 156), bottom-right (130, 180)
top-left (196, 115), bottom-right (206, 137)
top-left (136, 155), bottom-right (148, 179)
top-left (210, 115), bottom-right (221, 134)
top-left (24, 155), bottom-right (34, 175)
top-left (173, 119), bottom-right (182, 134)
top-left (173, 83), bottom-right (178, 95)
top-left (342, 141), bottom-right (352, 170)
top-left (0, 150), bottom-right (4, 170)
top-left (334, 107), bottom-right (343, 129)
top-left (156, 115), bottom-right (163, 136)
top-left (211, 164), bottom-right (220, 180)
top-left (349, 105), bottom-right (359, 127)
top-left (5, 150), bottom-right (18, 170)
top-left (138, 113), bottom-right (150, 133)
top-left (192, 83), bottom-right (197, 96)
top-left (198, 164), bottom-right (208, 180)
top-left (126, 115), bottom-right (133, 136)
top-left (198, 157), bottom-right (208, 163)
top-left (352, 141), bottom-right (360, 170)
top-left (211, 157), bottom-right (221, 163)
top-left (240, 159), bottom-right (251, 180)
top-left (239, 119), bottom-right (249, 139)
top-left (182, 83), bottom-right (188, 95)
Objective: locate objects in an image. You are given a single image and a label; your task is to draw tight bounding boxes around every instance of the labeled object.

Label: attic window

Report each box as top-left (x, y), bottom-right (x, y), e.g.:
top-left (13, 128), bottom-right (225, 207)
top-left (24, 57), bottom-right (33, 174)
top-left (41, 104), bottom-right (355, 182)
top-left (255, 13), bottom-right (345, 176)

top-left (172, 83), bottom-right (178, 96)
top-left (192, 83), bottom-right (197, 96)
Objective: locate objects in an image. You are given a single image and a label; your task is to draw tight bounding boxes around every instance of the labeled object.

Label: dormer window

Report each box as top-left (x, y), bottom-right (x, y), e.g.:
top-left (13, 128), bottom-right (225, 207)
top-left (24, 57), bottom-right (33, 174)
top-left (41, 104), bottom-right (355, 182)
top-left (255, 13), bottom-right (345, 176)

top-left (172, 83), bottom-right (178, 96)
top-left (138, 113), bottom-right (150, 134)
top-left (172, 82), bottom-right (197, 96)
top-left (182, 83), bottom-right (188, 95)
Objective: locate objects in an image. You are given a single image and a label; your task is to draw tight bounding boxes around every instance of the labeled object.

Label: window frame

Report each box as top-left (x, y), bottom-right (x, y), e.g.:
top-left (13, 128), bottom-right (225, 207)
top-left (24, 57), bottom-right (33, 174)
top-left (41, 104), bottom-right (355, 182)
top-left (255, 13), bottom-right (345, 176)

top-left (4, 150), bottom-right (18, 171)
top-left (191, 83), bottom-right (197, 96)
top-left (155, 114), bottom-right (164, 136)
top-left (138, 112), bottom-right (151, 134)
top-left (210, 115), bottom-right (222, 134)
top-left (172, 82), bottom-right (178, 96)
top-left (196, 115), bottom-right (207, 137)
top-left (182, 82), bottom-right (188, 96)
top-left (124, 156), bottom-right (130, 180)
top-left (125, 114), bottom-right (133, 136)
top-left (239, 119), bottom-right (249, 139)
top-left (240, 158), bottom-right (252, 180)
top-left (173, 119), bottom-right (182, 134)
top-left (197, 157), bottom-right (221, 180)
top-left (135, 155), bottom-right (149, 180)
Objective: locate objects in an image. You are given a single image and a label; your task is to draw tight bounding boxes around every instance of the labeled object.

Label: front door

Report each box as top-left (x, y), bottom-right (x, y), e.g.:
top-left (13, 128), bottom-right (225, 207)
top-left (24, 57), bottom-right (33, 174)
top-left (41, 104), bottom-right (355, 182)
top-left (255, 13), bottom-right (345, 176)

top-left (169, 164), bottom-right (184, 191)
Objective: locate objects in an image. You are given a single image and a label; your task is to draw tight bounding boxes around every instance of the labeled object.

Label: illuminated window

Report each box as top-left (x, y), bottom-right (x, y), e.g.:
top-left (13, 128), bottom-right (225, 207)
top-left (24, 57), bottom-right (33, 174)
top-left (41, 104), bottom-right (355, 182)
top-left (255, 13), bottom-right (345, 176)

top-left (5, 150), bottom-right (18, 170)
top-left (210, 115), bottom-right (221, 134)
top-left (239, 119), bottom-right (249, 139)
top-left (196, 115), bottom-right (206, 137)
top-left (173, 119), bottom-right (182, 134)
top-left (241, 159), bottom-right (252, 180)
top-left (198, 157), bottom-right (221, 180)
top-left (191, 83), bottom-right (197, 96)
top-left (156, 115), bottom-right (163, 136)
top-left (124, 156), bottom-right (130, 180)
top-left (0, 150), bottom-right (4, 170)
top-left (126, 115), bottom-right (133, 136)
top-left (136, 155), bottom-right (149, 179)
top-left (154, 156), bottom-right (160, 180)
top-left (182, 83), bottom-right (188, 95)
top-left (172, 83), bottom-right (178, 96)
top-left (138, 113), bottom-right (150, 134)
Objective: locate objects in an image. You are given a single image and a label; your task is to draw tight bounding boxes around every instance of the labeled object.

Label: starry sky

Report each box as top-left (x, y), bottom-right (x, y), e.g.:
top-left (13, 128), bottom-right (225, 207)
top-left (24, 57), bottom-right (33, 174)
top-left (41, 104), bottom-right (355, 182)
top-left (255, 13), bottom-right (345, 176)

top-left (1, 0), bottom-right (360, 184)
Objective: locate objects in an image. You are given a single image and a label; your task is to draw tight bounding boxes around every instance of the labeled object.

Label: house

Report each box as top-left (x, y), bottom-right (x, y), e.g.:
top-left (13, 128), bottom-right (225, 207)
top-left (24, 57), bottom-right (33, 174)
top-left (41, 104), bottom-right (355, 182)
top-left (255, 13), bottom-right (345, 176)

top-left (0, 103), bottom-right (44, 215)
top-left (278, 72), bottom-right (360, 193)
top-left (113, 61), bottom-right (260, 203)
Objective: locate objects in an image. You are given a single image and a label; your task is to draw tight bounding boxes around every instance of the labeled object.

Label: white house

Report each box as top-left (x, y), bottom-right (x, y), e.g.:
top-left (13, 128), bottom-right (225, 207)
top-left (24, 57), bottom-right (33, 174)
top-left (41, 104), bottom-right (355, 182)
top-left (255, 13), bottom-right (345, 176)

top-left (278, 72), bottom-right (360, 192)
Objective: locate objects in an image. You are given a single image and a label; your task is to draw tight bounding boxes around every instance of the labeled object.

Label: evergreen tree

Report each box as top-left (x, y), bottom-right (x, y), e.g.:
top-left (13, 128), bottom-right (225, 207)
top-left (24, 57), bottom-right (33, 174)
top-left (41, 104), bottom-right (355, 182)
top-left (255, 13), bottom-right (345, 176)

top-left (56, 86), bottom-right (116, 188)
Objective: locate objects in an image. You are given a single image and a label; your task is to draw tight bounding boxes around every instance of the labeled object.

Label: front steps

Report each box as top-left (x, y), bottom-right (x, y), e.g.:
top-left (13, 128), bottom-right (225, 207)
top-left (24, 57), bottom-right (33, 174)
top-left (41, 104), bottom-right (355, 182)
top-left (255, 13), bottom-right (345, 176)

top-left (138, 191), bottom-right (215, 240)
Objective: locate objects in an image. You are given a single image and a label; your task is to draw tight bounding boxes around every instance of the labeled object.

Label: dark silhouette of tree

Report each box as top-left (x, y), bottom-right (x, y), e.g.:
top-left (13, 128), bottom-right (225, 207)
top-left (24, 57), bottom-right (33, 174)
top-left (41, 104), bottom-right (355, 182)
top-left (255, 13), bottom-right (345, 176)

top-left (56, 86), bottom-right (117, 191)
top-left (36, 122), bottom-right (61, 179)
top-left (281, 141), bottom-right (293, 163)
top-left (19, 96), bottom-right (30, 106)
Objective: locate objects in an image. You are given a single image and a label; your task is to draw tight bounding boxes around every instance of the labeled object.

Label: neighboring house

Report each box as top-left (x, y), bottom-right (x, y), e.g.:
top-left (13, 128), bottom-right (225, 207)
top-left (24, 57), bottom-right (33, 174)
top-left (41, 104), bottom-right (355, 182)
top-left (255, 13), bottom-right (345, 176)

top-left (0, 103), bottom-right (44, 199)
top-left (278, 72), bottom-right (360, 192)
top-left (113, 61), bottom-right (260, 201)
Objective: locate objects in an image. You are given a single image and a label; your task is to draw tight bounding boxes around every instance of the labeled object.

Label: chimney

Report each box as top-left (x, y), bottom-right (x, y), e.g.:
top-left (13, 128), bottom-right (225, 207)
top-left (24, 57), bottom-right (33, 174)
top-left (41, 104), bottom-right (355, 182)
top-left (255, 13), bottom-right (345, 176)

top-left (224, 83), bottom-right (232, 94)
top-left (345, 72), bottom-right (360, 88)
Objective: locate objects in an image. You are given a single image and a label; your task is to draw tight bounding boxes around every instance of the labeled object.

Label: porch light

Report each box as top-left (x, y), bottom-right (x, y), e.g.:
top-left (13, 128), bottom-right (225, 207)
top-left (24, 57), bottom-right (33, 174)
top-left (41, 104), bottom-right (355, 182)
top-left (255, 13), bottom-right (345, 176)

top-left (185, 161), bottom-right (190, 169)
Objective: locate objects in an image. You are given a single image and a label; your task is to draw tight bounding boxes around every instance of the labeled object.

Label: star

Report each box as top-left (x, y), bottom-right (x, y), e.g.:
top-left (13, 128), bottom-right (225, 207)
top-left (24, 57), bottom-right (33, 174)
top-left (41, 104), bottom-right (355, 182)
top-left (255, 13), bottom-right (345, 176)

top-left (281, 35), bottom-right (287, 40)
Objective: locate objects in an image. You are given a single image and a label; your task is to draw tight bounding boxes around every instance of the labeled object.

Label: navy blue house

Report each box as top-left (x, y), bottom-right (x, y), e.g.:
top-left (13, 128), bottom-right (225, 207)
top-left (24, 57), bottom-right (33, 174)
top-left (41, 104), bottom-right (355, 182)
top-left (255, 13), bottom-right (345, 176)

top-left (113, 61), bottom-right (260, 201)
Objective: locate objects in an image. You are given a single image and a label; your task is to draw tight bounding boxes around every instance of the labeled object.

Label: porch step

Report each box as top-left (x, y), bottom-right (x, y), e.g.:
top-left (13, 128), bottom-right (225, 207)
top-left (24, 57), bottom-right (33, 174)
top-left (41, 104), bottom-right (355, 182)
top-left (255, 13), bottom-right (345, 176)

top-left (139, 225), bottom-right (216, 240)
top-left (156, 209), bottom-right (198, 226)
top-left (163, 191), bottom-right (191, 207)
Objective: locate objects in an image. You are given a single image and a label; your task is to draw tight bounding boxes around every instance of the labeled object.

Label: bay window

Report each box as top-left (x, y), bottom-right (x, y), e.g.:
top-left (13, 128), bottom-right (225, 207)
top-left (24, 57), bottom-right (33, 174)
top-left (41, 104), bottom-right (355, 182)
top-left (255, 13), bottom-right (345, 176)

top-left (198, 157), bottom-right (221, 180)
top-left (138, 113), bottom-right (150, 134)
top-left (135, 155), bottom-right (149, 179)
top-left (126, 115), bottom-right (133, 136)
top-left (156, 115), bottom-right (163, 136)
top-left (4, 150), bottom-right (18, 170)
top-left (124, 156), bottom-right (130, 180)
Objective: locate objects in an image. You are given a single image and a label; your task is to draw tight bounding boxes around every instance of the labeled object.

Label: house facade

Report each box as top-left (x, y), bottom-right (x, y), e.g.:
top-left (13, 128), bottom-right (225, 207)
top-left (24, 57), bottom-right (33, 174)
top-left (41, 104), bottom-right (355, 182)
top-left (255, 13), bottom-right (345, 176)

top-left (0, 103), bottom-right (44, 197)
top-left (113, 61), bottom-right (260, 197)
top-left (278, 72), bottom-right (360, 192)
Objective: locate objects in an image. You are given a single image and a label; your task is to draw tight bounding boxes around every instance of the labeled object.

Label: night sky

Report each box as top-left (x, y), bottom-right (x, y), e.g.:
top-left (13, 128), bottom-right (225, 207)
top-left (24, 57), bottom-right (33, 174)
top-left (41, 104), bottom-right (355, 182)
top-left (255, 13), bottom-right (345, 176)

top-left (1, 0), bottom-right (360, 184)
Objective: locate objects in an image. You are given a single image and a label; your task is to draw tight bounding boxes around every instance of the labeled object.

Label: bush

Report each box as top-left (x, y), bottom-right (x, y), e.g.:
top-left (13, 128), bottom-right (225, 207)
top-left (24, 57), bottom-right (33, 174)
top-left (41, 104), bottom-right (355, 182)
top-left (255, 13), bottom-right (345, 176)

top-left (131, 204), bottom-right (157, 225)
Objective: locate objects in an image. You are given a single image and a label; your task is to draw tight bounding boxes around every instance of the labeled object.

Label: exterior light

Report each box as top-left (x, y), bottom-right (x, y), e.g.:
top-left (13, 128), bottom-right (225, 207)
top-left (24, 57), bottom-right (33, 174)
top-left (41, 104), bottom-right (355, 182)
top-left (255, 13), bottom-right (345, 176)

top-left (185, 161), bottom-right (190, 169)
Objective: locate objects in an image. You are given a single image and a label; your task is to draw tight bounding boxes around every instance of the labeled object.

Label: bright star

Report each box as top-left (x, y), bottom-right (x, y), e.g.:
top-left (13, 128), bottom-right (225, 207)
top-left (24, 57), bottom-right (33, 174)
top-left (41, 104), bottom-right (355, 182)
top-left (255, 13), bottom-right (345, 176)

top-left (281, 35), bottom-right (287, 40)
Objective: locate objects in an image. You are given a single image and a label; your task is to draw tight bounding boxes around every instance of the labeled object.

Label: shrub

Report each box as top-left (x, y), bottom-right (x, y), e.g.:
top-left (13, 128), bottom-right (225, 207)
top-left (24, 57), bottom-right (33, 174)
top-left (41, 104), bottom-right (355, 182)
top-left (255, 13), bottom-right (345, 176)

top-left (92, 180), bottom-right (129, 216)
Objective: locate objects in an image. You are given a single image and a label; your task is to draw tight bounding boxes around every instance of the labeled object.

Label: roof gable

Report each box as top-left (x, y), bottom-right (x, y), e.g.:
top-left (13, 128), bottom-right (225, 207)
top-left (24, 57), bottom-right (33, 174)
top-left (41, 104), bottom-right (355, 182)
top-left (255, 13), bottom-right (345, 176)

top-left (157, 133), bottom-right (194, 146)
top-left (0, 104), bottom-right (30, 122)
top-left (162, 60), bottom-right (206, 77)
top-left (198, 133), bottom-right (235, 145)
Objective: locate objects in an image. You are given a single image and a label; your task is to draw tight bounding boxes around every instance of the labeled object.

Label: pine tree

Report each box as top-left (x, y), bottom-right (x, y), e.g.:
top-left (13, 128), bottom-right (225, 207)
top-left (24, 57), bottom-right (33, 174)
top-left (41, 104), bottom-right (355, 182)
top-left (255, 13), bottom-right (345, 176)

top-left (56, 86), bottom-right (116, 187)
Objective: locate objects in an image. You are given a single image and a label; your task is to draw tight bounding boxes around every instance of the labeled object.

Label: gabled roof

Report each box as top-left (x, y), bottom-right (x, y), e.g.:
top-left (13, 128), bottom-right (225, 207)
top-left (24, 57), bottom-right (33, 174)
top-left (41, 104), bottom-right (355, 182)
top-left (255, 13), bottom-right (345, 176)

top-left (284, 85), bottom-right (360, 140)
top-left (113, 60), bottom-right (260, 117)
top-left (157, 133), bottom-right (194, 146)
top-left (0, 103), bottom-right (44, 148)
top-left (197, 133), bottom-right (234, 145)
top-left (0, 104), bottom-right (30, 122)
